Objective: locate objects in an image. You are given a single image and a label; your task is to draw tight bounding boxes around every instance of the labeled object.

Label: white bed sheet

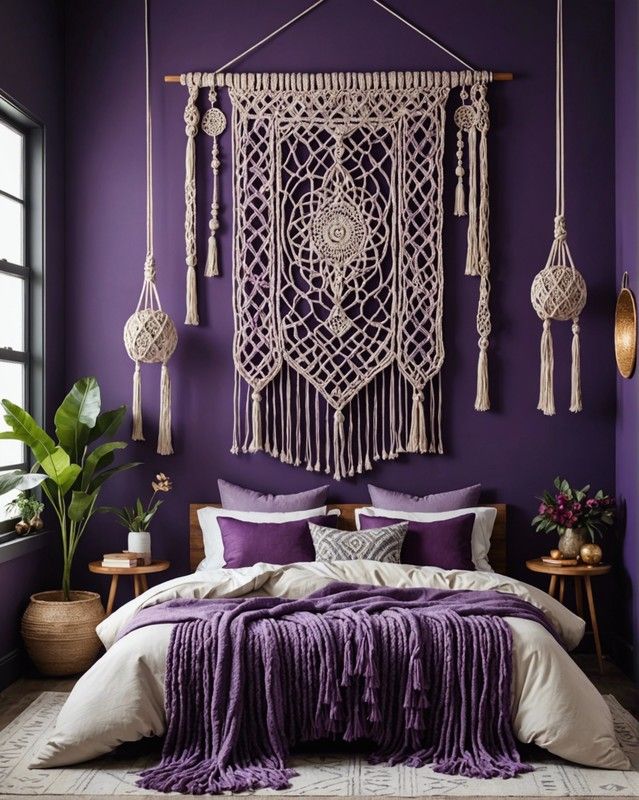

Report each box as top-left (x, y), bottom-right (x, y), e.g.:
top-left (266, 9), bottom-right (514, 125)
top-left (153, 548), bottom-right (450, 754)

top-left (31, 561), bottom-right (629, 771)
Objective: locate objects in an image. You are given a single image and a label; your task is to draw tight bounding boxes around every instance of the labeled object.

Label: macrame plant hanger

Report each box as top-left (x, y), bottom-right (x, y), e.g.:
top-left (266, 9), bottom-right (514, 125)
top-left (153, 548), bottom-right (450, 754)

top-left (123, 0), bottom-right (178, 454)
top-left (530, 0), bottom-right (586, 415)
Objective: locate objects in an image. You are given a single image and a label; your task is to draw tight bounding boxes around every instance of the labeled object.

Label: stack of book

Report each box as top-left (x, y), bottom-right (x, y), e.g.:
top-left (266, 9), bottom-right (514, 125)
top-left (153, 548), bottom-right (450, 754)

top-left (101, 551), bottom-right (144, 568)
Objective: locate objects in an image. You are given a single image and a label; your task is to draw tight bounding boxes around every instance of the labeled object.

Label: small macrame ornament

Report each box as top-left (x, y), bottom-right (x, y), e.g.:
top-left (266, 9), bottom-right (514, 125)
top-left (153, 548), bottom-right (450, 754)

top-left (123, 0), bottom-right (178, 454)
top-left (530, 0), bottom-right (586, 415)
top-left (202, 87), bottom-right (226, 278)
top-left (453, 79), bottom-right (492, 410)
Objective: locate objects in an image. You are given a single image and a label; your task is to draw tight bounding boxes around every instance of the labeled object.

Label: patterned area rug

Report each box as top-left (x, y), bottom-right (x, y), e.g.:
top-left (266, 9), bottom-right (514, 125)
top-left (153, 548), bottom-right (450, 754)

top-left (0, 692), bottom-right (638, 797)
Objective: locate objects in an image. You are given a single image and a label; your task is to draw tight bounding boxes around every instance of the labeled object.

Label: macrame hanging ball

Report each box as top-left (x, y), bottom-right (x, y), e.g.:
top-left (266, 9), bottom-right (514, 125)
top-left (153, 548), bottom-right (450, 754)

top-left (531, 264), bottom-right (586, 323)
top-left (124, 308), bottom-right (178, 365)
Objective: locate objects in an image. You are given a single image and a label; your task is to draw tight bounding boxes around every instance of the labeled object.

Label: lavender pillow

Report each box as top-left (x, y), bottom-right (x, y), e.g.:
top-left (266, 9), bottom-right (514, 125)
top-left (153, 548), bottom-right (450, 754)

top-left (359, 513), bottom-right (475, 571)
top-left (218, 479), bottom-right (329, 512)
top-left (217, 515), bottom-right (335, 568)
top-left (367, 483), bottom-right (481, 513)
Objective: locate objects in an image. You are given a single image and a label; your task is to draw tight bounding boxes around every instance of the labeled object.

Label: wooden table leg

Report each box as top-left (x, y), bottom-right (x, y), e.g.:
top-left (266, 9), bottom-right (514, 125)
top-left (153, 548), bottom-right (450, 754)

top-left (133, 574), bottom-right (142, 597)
top-left (584, 575), bottom-right (604, 674)
top-left (106, 575), bottom-right (119, 616)
top-left (140, 574), bottom-right (149, 592)
top-left (548, 575), bottom-right (558, 597)
top-left (558, 576), bottom-right (566, 604)
top-left (574, 576), bottom-right (584, 618)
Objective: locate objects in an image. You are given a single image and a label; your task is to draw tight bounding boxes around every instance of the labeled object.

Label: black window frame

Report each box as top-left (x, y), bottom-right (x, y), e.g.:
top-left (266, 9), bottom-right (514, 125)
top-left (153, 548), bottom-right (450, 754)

top-left (0, 91), bottom-right (45, 534)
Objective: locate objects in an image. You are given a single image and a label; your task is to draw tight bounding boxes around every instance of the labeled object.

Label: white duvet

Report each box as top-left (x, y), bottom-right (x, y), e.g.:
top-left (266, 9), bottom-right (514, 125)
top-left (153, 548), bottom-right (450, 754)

top-left (31, 561), bottom-right (630, 771)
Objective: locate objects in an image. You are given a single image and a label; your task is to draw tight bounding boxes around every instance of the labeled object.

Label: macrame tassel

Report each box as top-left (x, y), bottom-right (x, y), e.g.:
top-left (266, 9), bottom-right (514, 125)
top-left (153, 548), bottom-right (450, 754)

top-left (454, 168), bottom-right (466, 216)
top-left (249, 390), bottom-right (263, 452)
top-left (185, 265), bottom-right (198, 326)
top-left (538, 319), bottom-right (556, 416)
top-left (205, 234), bottom-right (218, 278)
top-left (474, 339), bottom-right (490, 412)
top-left (407, 391), bottom-right (427, 453)
top-left (570, 319), bottom-right (582, 413)
top-left (333, 409), bottom-right (345, 481)
top-left (132, 362), bottom-right (144, 442)
top-left (158, 363), bottom-right (173, 455)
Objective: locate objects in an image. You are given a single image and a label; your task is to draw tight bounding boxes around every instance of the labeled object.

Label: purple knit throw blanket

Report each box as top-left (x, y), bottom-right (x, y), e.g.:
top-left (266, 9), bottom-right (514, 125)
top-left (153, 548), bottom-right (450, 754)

top-left (121, 582), bottom-right (559, 794)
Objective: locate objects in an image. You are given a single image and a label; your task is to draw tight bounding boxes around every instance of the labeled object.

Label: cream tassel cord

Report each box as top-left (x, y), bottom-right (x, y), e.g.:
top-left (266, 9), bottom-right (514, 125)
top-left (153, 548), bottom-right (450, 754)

top-left (530, 0), bottom-right (586, 415)
top-left (123, 0), bottom-right (177, 454)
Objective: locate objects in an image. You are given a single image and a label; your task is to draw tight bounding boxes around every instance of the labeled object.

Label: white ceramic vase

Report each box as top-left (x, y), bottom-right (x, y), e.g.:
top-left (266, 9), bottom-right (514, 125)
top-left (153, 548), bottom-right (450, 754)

top-left (128, 530), bottom-right (151, 565)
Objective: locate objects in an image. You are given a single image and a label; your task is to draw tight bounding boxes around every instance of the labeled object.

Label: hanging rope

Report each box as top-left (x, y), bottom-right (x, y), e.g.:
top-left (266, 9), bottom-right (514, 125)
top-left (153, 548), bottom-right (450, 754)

top-left (123, 0), bottom-right (178, 454)
top-left (530, 0), bottom-right (586, 416)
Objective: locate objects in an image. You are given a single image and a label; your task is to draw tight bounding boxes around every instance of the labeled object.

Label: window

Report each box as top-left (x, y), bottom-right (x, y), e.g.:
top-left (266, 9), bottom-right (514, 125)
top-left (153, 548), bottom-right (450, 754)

top-left (0, 96), bottom-right (44, 530)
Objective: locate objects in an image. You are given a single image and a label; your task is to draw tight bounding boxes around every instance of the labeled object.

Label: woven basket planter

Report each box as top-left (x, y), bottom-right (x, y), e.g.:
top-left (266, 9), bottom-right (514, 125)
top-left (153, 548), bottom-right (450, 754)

top-left (21, 591), bottom-right (106, 677)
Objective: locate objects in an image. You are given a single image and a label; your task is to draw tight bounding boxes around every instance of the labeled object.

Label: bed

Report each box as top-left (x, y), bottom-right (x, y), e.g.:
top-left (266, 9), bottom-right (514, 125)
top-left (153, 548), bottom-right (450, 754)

top-left (30, 501), bottom-right (629, 775)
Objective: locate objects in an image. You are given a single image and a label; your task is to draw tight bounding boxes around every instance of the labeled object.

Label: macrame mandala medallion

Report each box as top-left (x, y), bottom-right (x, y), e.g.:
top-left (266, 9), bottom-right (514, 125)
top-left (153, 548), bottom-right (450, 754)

top-left (181, 71), bottom-right (492, 478)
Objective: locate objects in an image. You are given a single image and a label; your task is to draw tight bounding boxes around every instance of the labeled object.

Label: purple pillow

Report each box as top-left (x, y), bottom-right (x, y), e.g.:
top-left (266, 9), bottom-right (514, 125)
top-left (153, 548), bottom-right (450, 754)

top-left (359, 513), bottom-right (475, 571)
top-left (367, 483), bottom-right (481, 513)
top-left (217, 515), bottom-right (336, 568)
top-left (218, 479), bottom-right (329, 512)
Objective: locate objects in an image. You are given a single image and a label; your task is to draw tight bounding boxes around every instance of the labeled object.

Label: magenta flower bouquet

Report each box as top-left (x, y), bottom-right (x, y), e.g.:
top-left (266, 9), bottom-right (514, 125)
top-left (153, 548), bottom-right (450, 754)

top-left (532, 477), bottom-right (615, 541)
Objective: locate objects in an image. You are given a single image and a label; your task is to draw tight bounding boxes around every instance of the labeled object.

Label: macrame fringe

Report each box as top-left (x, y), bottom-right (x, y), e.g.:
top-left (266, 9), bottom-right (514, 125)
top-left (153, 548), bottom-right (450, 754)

top-left (205, 236), bottom-right (219, 277)
top-left (234, 369), bottom-right (443, 478)
top-left (157, 363), bottom-right (173, 455)
top-left (474, 341), bottom-right (490, 411)
top-left (249, 391), bottom-right (263, 452)
top-left (132, 362), bottom-right (144, 441)
top-left (454, 171), bottom-right (466, 217)
top-left (407, 391), bottom-right (428, 453)
top-left (185, 265), bottom-right (199, 325)
top-left (570, 319), bottom-right (582, 413)
top-left (333, 410), bottom-right (346, 480)
top-left (538, 319), bottom-right (556, 416)
top-left (465, 126), bottom-right (478, 276)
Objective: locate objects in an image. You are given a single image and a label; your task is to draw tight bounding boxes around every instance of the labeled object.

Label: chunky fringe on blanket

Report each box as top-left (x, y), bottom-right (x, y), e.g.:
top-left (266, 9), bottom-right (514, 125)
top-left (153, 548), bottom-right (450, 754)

top-left (121, 583), bottom-right (559, 795)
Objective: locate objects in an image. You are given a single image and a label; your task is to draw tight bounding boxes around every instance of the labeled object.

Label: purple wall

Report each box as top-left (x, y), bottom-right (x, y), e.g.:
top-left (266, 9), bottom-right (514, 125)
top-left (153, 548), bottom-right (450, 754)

top-left (62, 0), bottom-right (617, 604)
top-left (0, 0), bottom-right (65, 684)
top-left (615, 0), bottom-right (639, 677)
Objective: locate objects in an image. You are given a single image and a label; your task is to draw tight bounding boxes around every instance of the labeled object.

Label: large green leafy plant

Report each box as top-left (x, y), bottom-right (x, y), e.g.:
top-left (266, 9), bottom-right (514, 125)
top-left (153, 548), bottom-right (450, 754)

top-left (0, 377), bottom-right (139, 599)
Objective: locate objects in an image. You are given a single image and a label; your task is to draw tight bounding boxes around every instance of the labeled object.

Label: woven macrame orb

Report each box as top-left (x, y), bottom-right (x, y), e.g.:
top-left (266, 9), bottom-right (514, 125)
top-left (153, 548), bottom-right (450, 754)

top-left (531, 265), bottom-right (586, 322)
top-left (124, 308), bottom-right (178, 364)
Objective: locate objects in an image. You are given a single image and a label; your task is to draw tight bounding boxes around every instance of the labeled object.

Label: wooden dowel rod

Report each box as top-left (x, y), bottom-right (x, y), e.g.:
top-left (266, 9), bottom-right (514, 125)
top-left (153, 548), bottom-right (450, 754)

top-left (163, 71), bottom-right (514, 83)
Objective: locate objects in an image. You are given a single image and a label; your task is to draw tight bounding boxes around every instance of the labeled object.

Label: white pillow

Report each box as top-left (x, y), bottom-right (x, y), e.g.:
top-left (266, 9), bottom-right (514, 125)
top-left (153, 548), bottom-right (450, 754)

top-left (355, 506), bottom-right (497, 572)
top-left (197, 505), bottom-right (335, 570)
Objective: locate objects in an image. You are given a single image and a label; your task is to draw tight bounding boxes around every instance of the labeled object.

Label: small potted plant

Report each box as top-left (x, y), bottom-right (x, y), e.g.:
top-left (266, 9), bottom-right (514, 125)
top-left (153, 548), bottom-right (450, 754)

top-left (7, 492), bottom-right (44, 536)
top-left (532, 477), bottom-right (615, 558)
top-left (107, 473), bottom-right (172, 564)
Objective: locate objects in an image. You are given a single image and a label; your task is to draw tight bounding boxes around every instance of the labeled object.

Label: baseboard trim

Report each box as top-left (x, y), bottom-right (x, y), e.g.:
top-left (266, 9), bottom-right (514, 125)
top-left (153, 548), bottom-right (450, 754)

top-left (0, 648), bottom-right (23, 691)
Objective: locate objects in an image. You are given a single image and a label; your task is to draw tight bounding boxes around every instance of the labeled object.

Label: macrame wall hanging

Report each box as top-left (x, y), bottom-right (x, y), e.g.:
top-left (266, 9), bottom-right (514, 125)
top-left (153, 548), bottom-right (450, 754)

top-left (530, 0), bottom-right (586, 415)
top-left (123, 0), bottom-right (177, 454)
top-left (169, 0), bottom-right (510, 478)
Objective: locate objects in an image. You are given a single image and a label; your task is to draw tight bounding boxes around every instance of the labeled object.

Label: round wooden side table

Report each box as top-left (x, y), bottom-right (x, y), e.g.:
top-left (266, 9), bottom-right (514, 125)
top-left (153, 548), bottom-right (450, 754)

top-left (88, 560), bottom-right (170, 615)
top-left (526, 558), bottom-right (610, 673)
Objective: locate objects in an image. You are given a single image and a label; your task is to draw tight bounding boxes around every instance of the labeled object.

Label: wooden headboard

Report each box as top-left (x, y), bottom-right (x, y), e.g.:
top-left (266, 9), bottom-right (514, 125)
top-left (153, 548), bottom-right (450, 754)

top-left (189, 503), bottom-right (507, 575)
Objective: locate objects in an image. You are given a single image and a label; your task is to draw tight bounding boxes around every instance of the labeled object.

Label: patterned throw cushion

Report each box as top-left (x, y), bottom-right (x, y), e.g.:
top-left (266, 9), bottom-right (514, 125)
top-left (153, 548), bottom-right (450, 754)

top-left (310, 521), bottom-right (407, 563)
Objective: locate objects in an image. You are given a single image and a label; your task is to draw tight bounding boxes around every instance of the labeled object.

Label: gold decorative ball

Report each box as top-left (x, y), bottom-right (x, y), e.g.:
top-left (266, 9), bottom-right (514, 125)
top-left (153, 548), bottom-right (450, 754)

top-left (579, 543), bottom-right (602, 565)
top-left (550, 548), bottom-right (563, 560)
